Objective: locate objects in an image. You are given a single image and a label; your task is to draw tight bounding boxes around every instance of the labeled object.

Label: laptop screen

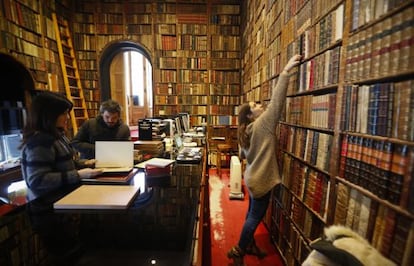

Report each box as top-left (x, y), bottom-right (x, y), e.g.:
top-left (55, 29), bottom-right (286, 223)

top-left (174, 134), bottom-right (183, 151)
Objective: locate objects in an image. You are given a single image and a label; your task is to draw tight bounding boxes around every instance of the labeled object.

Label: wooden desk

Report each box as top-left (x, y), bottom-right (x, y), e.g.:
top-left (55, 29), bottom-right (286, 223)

top-left (0, 155), bottom-right (207, 266)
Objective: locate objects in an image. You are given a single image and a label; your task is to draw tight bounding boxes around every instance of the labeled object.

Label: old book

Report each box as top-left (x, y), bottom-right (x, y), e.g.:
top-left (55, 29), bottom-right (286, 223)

top-left (357, 85), bottom-right (370, 133)
top-left (345, 188), bottom-right (358, 228)
top-left (379, 209), bottom-right (396, 256)
top-left (363, 27), bottom-right (373, 78)
top-left (399, 7), bottom-right (413, 72)
top-left (357, 195), bottom-right (371, 238)
top-left (339, 135), bottom-right (348, 178)
top-left (379, 18), bottom-right (392, 77)
top-left (304, 170), bottom-right (317, 208)
top-left (312, 172), bottom-right (324, 214)
top-left (376, 83), bottom-right (391, 137)
top-left (388, 144), bottom-right (409, 205)
top-left (351, 190), bottom-right (363, 232)
top-left (402, 222), bottom-right (414, 266)
top-left (370, 23), bottom-right (382, 78)
top-left (368, 84), bottom-right (380, 135)
top-left (334, 182), bottom-right (350, 225)
top-left (310, 131), bottom-right (319, 165)
top-left (371, 204), bottom-right (386, 249)
top-left (390, 215), bottom-right (411, 264)
top-left (366, 200), bottom-right (379, 241)
top-left (375, 140), bottom-right (393, 199)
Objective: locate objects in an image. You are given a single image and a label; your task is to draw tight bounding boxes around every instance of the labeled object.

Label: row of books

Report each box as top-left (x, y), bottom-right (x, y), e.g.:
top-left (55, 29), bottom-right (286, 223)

top-left (1, 21), bottom-right (42, 48)
top-left (126, 14), bottom-right (152, 24)
top-left (154, 105), bottom-right (208, 117)
top-left (178, 35), bottom-right (208, 51)
top-left (286, 93), bottom-right (337, 130)
top-left (270, 201), bottom-right (312, 265)
top-left (280, 125), bottom-right (334, 172)
top-left (277, 186), bottom-right (325, 241)
top-left (179, 24), bottom-right (207, 35)
top-left (282, 154), bottom-right (331, 219)
top-left (126, 25), bottom-right (152, 35)
top-left (155, 95), bottom-right (206, 105)
top-left (154, 69), bottom-right (242, 84)
top-left (244, 86), bottom-right (262, 103)
top-left (209, 105), bottom-right (238, 115)
top-left (334, 182), bottom-right (413, 265)
top-left (291, 46), bottom-right (341, 93)
top-left (345, 6), bottom-right (413, 81)
top-left (351, 0), bottom-right (408, 31)
top-left (156, 83), bottom-right (212, 95)
top-left (207, 115), bottom-right (237, 126)
top-left (210, 35), bottom-right (240, 51)
top-left (296, 4), bottom-right (344, 58)
top-left (3, 0), bottom-right (41, 34)
top-left (176, 13), bottom-right (208, 24)
top-left (177, 70), bottom-right (208, 83)
top-left (208, 95), bottom-right (239, 105)
top-left (266, 47), bottom-right (282, 80)
top-left (210, 15), bottom-right (240, 25)
top-left (156, 35), bottom-right (177, 51)
top-left (339, 134), bottom-right (414, 209)
top-left (209, 25), bottom-right (240, 35)
top-left (341, 81), bottom-right (414, 141)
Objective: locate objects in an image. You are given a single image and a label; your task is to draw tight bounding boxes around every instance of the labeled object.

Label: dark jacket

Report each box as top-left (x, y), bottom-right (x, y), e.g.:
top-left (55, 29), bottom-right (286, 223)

top-left (21, 132), bottom-right (81, 199)
top-left (71, 115), bottom-right (131, 159)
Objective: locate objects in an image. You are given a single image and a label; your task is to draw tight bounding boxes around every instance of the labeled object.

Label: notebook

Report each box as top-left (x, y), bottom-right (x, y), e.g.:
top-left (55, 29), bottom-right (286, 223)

top-left (135, 157), bottom-right (175, 169)
top-left (95, 141), bottom-right (134, 173)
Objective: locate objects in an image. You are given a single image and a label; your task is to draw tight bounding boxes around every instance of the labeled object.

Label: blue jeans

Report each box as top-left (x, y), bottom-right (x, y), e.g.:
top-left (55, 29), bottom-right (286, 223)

top-left (238, 191), bottom-right (271, 250)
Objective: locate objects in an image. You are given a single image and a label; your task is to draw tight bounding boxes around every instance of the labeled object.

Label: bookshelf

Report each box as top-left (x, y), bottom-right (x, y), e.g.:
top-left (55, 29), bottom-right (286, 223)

top-left (0, 0), bottom-right (59, 92)
top-left (241, 0), bottom-right (414, 265)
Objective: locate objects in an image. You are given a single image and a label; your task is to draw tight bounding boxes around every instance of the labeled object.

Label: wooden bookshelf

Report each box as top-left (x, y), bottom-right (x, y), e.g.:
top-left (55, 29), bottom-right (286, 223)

top-left (242, 0), bottom-right (414, 265)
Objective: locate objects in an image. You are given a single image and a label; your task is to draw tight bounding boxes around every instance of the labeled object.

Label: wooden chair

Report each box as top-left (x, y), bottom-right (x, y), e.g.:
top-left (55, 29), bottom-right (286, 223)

top-left (216, 143), bottom-right (232, 177)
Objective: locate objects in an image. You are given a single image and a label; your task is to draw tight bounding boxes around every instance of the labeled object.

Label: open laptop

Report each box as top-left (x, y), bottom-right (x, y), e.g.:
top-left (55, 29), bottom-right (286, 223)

top-left (174, 135), bottom-right (202, 163)
top-left (94, 141), bottom-right (134, 173)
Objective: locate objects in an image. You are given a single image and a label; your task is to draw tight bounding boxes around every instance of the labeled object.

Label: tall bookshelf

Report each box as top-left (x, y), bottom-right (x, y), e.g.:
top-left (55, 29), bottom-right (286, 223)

top-left (241, 0), bottom-right (414, 265)
top-left (0, 0), bottom-right (63, 92)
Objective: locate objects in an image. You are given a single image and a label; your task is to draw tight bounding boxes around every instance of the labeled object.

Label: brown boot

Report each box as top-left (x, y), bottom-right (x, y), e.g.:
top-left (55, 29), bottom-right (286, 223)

top-left (227, 245), bottom-right (245, 266)
top-left (245, 240), bottom-right (267, 259)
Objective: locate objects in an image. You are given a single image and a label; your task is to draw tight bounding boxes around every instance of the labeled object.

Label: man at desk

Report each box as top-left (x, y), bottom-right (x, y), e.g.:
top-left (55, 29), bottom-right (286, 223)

top-left (71, 99), bottom-right (131, 159)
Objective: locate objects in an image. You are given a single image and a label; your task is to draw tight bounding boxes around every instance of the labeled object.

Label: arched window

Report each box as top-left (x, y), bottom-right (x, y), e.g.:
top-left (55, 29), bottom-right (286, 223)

top-left (99, 41), bottom-right (153, 126)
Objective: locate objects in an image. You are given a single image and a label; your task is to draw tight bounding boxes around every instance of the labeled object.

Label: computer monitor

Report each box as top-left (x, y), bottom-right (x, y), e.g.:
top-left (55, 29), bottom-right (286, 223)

top-left (2, 133), bottom-right (22, 160)
top-left (174, 117), bottom-right (182, 136)
top-left (178, 113), bottom-right (190, 132)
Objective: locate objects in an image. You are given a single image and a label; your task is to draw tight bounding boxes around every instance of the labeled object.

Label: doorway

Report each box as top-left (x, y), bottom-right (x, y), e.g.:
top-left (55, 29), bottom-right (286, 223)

top-left (99, 42), bottom-right (153, 126)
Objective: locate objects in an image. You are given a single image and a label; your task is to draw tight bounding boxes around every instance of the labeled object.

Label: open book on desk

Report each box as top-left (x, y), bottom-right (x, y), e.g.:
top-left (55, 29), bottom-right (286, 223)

top-left (94, 141), bottom-right (134, 173)
top-left (82, 168), bottom-right (138, 184)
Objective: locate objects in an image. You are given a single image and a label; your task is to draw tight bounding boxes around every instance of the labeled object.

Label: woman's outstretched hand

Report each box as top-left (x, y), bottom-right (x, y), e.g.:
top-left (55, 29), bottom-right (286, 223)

top-left (283, 54), bottom-right (302, 73)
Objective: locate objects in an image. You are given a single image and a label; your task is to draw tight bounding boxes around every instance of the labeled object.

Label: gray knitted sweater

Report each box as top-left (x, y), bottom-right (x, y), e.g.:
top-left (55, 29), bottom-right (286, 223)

top-left (240, 73), bottom-right (289, 198)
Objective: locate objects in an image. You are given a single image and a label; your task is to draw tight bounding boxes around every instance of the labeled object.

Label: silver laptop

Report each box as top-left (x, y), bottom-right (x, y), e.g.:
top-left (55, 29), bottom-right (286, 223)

top-left (95, 141), bottom-right (134, 173)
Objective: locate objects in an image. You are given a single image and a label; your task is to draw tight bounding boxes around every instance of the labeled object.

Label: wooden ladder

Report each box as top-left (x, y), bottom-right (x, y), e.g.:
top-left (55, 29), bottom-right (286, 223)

top-left (52, 13), bottom-right (88, 134)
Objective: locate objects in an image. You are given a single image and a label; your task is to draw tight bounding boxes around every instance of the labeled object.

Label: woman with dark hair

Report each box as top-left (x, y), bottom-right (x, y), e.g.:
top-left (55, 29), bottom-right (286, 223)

top-left (227, 55), bottom-right (301, 265)
top-left (21, 91), bottom-right (102, 265)
top-left (21, 91), bottom-right (102, 198)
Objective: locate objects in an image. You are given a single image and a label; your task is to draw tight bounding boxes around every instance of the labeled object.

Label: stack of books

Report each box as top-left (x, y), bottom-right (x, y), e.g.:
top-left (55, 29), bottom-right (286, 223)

top-left (134, 140), bottom-right (164, 157)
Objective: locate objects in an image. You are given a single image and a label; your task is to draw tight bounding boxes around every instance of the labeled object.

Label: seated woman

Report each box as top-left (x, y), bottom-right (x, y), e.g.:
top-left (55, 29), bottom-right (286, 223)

top-left (20, 91), bottom-right (102, 265)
